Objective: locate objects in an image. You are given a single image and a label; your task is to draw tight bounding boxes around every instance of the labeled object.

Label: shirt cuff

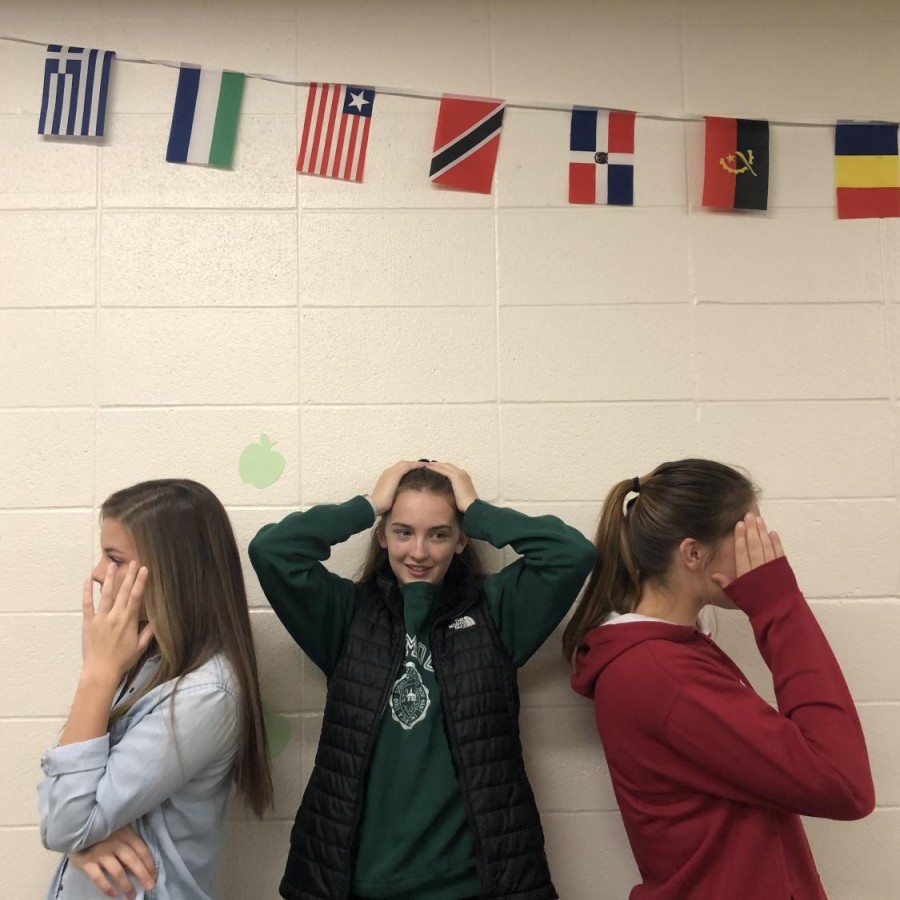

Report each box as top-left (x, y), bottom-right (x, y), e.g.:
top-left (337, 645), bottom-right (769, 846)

top-left (41, 734), bottom-right (110, 776)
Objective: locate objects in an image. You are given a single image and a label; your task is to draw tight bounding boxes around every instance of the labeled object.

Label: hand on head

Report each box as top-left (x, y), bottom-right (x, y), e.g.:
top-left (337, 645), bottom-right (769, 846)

top-left (82, 561), bottom-right (155, 681)
top-left (424, 461), bottom-right (478, 513)
top-left (710, 513), bottom-right (785, 590)
top-left (369, 459), bottom-right (479, 516)
top-left (369, 460), bottom-right (427, 515)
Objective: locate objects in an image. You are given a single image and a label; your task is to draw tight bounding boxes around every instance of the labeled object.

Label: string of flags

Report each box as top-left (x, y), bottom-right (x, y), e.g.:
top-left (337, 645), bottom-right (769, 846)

top-left (28, 39), bottom-right (900, 220)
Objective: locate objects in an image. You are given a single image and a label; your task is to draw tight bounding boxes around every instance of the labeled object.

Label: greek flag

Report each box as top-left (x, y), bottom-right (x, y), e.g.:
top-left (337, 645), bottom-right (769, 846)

top-left (39, 45), bottom-right (115, 137)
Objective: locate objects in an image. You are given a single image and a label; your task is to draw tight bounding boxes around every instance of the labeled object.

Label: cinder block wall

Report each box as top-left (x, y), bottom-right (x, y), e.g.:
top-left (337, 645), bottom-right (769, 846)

top-left (2, 1), bottom-right (898, 897)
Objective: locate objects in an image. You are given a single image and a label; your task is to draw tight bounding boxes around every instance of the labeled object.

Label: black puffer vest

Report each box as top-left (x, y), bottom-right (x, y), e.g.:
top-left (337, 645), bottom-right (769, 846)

top-left (279, 560), bottom-right (557, 900)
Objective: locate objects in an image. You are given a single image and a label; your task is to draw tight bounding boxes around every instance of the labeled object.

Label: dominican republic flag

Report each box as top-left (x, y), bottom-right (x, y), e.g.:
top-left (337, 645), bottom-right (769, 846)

top-left (166, 67), bottom-right (245, 168)
top-left (569, 108), bottom-right (635, 205)
top-left (702, 117), bottom-right (769, 210)
top-left (297, 83), bottom-right (375, 183)
top-left (835, 122), bottom-right (900, 219)
top-left (39, 45), bottom-right (114, 137)
top-left (430, 95), bottom-right (506, 194)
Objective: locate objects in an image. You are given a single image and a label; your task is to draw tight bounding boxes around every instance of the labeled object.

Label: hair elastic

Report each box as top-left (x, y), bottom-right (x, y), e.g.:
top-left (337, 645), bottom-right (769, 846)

top-left (631, 476), bottom-right (641, 494)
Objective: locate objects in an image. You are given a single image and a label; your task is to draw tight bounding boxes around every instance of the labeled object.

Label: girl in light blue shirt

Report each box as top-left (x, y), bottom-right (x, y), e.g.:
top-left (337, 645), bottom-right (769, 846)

top-left (39, 479), bottom-right (273, 899)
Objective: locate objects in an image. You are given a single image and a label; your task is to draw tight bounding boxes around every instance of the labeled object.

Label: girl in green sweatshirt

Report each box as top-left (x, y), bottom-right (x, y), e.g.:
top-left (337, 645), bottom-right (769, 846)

top-left (249, 460), bottom-right (595, 900)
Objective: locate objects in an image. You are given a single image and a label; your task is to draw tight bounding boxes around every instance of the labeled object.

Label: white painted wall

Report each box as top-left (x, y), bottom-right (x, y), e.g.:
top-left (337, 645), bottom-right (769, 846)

top-left (1, 1), bottom-right (897, 897)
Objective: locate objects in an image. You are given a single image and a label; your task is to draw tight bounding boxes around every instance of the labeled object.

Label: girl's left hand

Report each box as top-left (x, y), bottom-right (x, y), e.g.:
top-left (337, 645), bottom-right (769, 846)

top-left (425, 462), bottom-right (479, 513)
top-left (711, 513), bottom-right (785, 589)
top-left (81, 562), bottom-right (155, 682)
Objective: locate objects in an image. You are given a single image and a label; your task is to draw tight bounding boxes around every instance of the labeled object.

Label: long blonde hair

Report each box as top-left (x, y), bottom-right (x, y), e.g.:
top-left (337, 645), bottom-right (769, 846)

top-left (563, 459), bottom-right (757, 666)
top-left (101, 479), bottom-right (273, 816)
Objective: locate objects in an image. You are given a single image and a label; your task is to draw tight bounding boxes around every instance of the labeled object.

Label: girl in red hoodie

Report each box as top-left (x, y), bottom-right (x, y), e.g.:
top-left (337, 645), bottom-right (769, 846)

top-left (564, 458), bottom-right (874, 899)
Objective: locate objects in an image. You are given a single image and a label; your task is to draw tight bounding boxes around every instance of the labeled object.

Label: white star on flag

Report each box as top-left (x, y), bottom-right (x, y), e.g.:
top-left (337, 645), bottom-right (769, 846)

top-left (347, 91), bottom-right (369, 111)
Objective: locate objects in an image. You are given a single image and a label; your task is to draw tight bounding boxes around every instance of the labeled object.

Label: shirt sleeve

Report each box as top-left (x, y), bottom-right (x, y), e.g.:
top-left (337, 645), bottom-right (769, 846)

top-left (662, 557), bottom-right (875, 820)
top-left (248, 496), bottom-right (376, 677)
top-left (39, 681), bottom-right (238, 853)
top-left (464, 500), bottom-right (596, 667)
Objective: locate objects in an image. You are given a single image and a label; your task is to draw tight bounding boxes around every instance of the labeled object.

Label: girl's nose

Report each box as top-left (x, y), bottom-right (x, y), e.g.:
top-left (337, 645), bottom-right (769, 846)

top-left (90, 559), bottom-right (106, 584)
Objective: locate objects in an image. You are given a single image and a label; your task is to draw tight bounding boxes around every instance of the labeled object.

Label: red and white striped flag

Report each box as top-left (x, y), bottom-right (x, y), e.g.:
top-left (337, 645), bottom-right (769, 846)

top-left (297, 83), bottom-right (375, 183)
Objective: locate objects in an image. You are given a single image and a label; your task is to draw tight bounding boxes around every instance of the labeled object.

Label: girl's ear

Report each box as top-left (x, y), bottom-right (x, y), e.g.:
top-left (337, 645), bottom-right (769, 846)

top-left (677, 537), bottom-right (704, 572)
top-left (454, 533), bottom-right (468, 555)
top-left (376, 519), bottom-right (388, 550)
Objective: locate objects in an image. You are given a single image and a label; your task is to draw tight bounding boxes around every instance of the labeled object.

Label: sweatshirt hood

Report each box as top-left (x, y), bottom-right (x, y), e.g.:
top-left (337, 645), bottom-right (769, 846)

top-left (570, 618), bottom-right (697, 699)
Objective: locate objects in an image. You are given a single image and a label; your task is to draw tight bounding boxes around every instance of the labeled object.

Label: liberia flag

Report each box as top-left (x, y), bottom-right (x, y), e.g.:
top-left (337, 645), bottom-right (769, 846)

top-left (835, 122), bottom-right (900, 219)
top-left (569, 108), bottom-right (635, 205)
top-left (297, 83), bottom-right (375, 183)
top-left (39, 45), bottom-right (115, 137)
top-left (702, 117), bottom-right (769, 210)
top-left (430, 95), bottom-right (505, 194)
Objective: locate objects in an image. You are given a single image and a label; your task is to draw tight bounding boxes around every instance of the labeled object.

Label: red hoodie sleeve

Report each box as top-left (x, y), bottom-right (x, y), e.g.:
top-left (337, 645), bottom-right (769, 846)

top-left (662, 557), bottom-right (874, 820)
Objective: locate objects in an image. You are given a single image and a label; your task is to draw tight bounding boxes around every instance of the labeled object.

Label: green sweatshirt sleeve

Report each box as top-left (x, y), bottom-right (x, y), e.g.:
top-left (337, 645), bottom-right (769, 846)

top-left (248, 495), bottom-right (376, 678)
top-left (463, 499), bottom-right (596, 668)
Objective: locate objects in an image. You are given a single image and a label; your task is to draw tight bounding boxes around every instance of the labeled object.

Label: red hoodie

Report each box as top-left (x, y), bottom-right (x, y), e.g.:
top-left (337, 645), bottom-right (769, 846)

top-left (571, 557), bottom-right (874, 899)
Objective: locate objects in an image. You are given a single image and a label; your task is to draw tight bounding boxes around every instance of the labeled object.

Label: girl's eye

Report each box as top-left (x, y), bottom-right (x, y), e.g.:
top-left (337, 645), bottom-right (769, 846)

top-left (432, 532), bottom-right (449, 541)
top-left (394, 529), bottom-right (412, 537)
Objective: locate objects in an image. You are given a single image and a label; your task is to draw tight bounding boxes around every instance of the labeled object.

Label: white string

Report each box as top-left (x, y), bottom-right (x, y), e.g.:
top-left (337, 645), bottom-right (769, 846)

top-left (0, 31), bottom-right (874, 128)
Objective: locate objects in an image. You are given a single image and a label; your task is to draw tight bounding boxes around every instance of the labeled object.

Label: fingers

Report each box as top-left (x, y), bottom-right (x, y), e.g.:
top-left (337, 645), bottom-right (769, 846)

top-left (119, 827), bottom-right (157, 887)
top-left (743, 513), bottom-right (768, 569)
top-left (98, 854), bottom-right (135, 899)
top-left (115, 562), bottom-right (139, 610)
top-left (370, 460), bottom-right (425, 515)
top-left (74, 860), bottom-right (120, 898)
top-left (733, 513), bottom-right (786, 581)
top-left (425, 462), bottom-right (477, 512)
top-left (137, 621), bottom-right (156, 655)
top-left (125, 567), bottom-right (148, 616)
top-left (98, 562), bottom-right (117, 613)
top-left (733, 520), bottom-right (751, 579)
top-left (82, 578), bottom-right (96, 620)
top-left (769, 529), bottom-right (785, 559)
top-left (114, 844), bottom-right (156, 892)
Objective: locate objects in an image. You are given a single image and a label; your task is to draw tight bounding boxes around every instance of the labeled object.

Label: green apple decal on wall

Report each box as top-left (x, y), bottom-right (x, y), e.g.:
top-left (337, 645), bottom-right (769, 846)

top-left (263, 703), bottom-right (291, 760)
top-left (239, 434), bottom-right (285, 489)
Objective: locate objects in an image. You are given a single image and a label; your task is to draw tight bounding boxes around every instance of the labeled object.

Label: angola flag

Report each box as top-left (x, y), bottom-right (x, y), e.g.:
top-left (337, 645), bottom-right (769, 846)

top-left (702, 117), bottom-right (769, 211)
top-left (835, 122), bottom-right (900, 219)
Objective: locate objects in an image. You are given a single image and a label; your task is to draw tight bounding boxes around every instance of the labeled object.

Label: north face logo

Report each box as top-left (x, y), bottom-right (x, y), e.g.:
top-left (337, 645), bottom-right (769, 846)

top-left (448, 616), bottom-right (476, 630)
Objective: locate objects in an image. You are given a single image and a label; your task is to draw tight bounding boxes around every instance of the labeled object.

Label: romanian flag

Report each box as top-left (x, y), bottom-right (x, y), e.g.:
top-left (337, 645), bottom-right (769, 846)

top-left (702, 117), bottom-right (769, 211)
top-left (835, 122), bottom-right (900, 219)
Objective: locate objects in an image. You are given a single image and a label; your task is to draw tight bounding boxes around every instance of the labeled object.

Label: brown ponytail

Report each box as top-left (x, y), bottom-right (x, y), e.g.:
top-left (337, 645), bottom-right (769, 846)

top-left (563, 459), bottom-right (757, 666)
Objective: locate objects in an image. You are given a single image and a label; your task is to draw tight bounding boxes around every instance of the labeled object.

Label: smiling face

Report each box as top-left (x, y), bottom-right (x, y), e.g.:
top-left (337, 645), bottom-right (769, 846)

top-left (378, 489), bottom-right (467, 585)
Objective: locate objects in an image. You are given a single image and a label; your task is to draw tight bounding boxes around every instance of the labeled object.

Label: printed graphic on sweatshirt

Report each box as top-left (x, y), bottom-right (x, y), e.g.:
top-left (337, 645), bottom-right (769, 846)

top-left (391, 661), bottom-right (431, 730)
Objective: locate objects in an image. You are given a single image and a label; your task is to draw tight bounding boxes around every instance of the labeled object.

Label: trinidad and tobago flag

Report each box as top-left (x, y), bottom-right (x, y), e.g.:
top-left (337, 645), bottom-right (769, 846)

top-left (429, 95), bottom-right (505, 194)
top-left (702, 117), bottom-right (769, 210)
top-left (835, 121), bottom-right (900, 219)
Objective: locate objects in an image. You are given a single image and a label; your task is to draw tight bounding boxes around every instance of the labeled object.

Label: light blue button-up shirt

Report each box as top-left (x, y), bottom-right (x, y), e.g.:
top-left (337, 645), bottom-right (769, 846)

top-left (39, 653), bottom-right (239, 899)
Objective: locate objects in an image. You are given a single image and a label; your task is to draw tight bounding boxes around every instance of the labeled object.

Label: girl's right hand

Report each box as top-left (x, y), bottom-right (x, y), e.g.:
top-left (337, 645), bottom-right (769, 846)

top-left (82, 562), bottom-right (155, 682)
top-left (711, 513), bottom-right (785, 589)
top-left (67, 825), bottom-right (156, 899)
top-left (368, 460), bottom-right (426, 515)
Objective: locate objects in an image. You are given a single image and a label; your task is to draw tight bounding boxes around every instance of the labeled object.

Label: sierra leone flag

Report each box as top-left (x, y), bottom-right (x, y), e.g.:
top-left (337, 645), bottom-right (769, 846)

top-left (166, 66), bottom-right (245, 168)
